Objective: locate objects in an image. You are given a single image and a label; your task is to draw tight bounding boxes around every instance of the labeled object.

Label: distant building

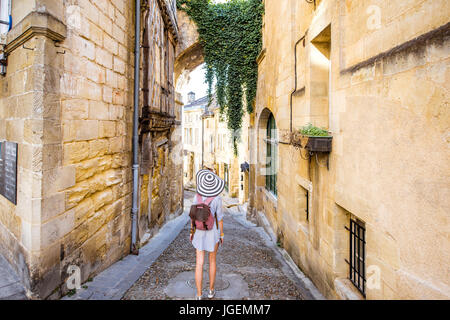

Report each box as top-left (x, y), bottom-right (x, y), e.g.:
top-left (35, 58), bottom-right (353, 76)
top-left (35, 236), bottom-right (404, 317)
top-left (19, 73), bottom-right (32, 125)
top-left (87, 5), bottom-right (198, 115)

top-left (182, 93), bottom-right (249, 202)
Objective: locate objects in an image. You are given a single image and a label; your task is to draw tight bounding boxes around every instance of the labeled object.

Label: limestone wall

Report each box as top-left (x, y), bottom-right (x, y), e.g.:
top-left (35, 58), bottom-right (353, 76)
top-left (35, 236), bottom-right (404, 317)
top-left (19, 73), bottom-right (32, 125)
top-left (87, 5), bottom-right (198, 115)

top-left (57, 0), bottom-right (135, 299)
top-left (252, 0), bottom-right (450, 299)
top-left (0, 0), bottom-right (183, 299)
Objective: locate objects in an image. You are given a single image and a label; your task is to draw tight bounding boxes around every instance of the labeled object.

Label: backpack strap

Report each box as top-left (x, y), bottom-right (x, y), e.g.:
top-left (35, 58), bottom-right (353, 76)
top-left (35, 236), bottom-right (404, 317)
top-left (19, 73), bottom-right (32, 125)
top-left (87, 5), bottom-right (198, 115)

top-left (205, 197), bottom-right (215, 205)
top-left (196, 194), bottom-right (215, 205)
top-left (203, 196), bottom-right (218, 229)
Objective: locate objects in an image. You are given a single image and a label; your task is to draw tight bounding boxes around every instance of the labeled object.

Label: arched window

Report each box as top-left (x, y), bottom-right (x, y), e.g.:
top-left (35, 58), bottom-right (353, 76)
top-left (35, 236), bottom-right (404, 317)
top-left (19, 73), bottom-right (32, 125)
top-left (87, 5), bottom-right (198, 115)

top-left (266, 113), bottom-right (277, 196)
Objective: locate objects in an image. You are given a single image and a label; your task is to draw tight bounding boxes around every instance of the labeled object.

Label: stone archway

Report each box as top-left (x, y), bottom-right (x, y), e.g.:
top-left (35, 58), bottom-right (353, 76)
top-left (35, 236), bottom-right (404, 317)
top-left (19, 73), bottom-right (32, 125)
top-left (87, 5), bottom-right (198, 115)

top-left (175, 10), bottom-right (204, 90)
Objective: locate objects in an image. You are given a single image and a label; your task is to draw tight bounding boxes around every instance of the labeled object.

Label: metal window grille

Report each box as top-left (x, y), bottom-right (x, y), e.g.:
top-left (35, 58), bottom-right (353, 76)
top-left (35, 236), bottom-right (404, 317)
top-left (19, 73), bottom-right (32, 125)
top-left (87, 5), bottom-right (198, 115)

top-left (345, 218), bottom-right (366, 296)
top-left (265, 113), bottom-right (277, 196)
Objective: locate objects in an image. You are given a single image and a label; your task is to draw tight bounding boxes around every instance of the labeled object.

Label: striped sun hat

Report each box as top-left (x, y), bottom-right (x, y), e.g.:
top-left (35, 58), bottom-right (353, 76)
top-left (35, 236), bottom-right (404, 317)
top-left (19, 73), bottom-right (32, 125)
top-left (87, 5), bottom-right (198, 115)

top-left (196, 169), bottom-right (225, 197)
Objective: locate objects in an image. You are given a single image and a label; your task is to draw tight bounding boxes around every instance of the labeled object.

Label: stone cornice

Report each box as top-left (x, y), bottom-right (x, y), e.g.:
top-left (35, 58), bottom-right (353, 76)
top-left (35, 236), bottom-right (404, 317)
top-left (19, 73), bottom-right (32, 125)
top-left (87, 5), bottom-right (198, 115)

top-left (340, 21), bottom-right (450, 75)
top-left (4, 11), bottom-right (66, 54)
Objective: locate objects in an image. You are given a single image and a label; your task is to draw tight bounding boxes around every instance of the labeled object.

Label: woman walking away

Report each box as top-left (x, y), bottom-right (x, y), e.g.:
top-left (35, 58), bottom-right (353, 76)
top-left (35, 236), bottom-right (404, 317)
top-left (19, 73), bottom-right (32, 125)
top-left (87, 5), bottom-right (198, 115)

top-left (189, 169), bottom-right (225, 300)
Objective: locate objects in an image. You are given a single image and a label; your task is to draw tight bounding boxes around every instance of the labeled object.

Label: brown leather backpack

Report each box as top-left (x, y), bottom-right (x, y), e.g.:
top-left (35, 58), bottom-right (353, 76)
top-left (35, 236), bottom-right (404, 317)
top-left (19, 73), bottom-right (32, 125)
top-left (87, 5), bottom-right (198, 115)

top-left (189, 194), bottom-right (218, 231)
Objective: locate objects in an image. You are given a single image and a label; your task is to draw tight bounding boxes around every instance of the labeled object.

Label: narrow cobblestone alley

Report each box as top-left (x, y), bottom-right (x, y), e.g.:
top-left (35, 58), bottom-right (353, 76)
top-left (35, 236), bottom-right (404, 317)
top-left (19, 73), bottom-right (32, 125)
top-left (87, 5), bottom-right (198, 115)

top-left (122, 191), bottom-right (319, 300)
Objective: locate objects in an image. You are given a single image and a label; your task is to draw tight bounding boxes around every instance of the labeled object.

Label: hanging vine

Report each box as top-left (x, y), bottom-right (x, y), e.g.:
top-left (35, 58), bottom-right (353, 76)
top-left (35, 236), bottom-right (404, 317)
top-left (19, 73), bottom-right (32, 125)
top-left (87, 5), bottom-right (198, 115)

top-left (177, 0), bottom-right (263, 154)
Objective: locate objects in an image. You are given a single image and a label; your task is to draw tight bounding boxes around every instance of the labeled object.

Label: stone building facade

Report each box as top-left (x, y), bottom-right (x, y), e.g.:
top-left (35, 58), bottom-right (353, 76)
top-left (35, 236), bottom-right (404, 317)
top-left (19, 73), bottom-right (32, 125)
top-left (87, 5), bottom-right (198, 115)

top-left (0, 0), bottom-right (183, 299)
top-left (249, 0), bottom-right (450, 299)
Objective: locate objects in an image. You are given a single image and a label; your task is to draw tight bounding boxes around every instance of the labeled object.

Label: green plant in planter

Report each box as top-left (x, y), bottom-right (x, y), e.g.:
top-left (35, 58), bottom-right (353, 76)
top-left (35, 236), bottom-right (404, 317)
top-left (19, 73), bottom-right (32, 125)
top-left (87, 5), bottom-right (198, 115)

top-left (299, 123), bottom-right (330, 137)
top-left (295, 123), bottom-right (333, 153)
top-left (177, 0), bottom-right (264, 155)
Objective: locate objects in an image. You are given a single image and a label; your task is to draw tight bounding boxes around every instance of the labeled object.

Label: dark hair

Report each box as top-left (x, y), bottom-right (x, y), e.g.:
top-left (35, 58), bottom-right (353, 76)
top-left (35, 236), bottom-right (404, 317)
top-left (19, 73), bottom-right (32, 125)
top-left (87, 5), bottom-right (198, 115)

top-left (203, 166), bottom-right (216, 174)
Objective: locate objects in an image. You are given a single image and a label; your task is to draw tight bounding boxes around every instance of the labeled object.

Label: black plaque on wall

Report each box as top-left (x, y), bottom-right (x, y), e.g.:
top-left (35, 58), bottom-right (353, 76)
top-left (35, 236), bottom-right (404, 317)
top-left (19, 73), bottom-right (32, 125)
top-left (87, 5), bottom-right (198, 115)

top-left (0, 141), bottom-right (18, 205)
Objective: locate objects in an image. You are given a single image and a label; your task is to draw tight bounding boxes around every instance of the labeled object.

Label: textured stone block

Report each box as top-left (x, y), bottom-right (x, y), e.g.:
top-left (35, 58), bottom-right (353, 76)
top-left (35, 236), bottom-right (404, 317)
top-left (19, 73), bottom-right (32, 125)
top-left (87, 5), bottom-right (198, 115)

top-left (42, 192), bottom-right (66, 222)
top-left (42, 143), bottom-right (62, 171)
top-left (111, 0), bottom-right (125, 14)
top-left (74, 197), bottom-right (94, 227)
top-left (99, 12), bottom-right (113, 35)
top-left (99, 121), bottom-right (116, 138)
top-left (86, 60), bottom-right (105, 84)
top-left (79, 79), bottom-right (102, 101)
top-left (106, 69), bottom-right (117, 87)
top-left (88, 139), bottom-right (109, 159)
top-left (62, 99), bottom-right (89, 120)
top-left (64, 141), bottom-right (89, 164)
top-left (43, 166), bottom-right (76, 195)
top-left (89, 100), bottom-right (110, 120)
top-left (108, 136), bottom-right (123, 153)
top-left (93, 0), bottom-right (109, 14)
top-left (83, 0), bottom-right (99, 24)
top-left (20, 220), bottom-right (40, 252)
top-left (103, 86), bottom-right (113, 104)
top-left (103, 33), bottom-right (118, 55)
top-left (6, 119), bottom-right (24, 142)
top-left (89, 21), bottom-right (103, 46)
top-left (64, 120), bottom-right (98, 143)
top-left (113, 57), bottom-right (125, 74)
top-left (41, 209), bottom-right (75, 249)
top-left (112, 90), bottom-right (124, 105)
top-left (96, 47), bottom-right (113, 69)
top-left (92, 189), bottom-right (114, 211)
top-left (114, 27), bottom-right (126, 49)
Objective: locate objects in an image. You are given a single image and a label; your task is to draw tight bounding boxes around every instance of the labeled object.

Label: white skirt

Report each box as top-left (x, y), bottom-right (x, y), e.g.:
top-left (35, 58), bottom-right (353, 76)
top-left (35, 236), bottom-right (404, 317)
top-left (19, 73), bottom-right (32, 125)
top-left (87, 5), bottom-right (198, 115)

top-left (192, 220), bottom-right (220, 252)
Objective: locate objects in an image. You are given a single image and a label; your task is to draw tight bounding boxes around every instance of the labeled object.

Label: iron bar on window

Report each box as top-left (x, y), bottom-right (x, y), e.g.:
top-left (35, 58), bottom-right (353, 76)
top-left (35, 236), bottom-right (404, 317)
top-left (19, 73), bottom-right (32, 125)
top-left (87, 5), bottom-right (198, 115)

top-left (345, 219), bottom-right (366, 296)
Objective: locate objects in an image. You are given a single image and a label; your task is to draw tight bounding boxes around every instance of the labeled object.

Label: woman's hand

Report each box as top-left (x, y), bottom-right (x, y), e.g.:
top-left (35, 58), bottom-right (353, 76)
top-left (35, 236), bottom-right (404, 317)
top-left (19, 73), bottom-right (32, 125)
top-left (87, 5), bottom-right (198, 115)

top-left (190, 225), bottom-right (195, 242)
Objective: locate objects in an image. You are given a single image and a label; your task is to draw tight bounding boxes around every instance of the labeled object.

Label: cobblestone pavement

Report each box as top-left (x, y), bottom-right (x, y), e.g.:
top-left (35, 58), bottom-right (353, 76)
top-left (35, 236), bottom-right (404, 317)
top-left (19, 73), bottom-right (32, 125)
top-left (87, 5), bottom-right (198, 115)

top-left (122, 190), bottom-right (317, 300)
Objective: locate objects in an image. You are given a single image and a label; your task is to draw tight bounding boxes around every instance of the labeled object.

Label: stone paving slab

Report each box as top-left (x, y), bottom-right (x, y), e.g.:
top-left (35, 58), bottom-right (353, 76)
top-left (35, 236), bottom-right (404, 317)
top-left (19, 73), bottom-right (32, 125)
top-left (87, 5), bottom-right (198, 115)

top-left (0, 254), bottom-right (27, 300)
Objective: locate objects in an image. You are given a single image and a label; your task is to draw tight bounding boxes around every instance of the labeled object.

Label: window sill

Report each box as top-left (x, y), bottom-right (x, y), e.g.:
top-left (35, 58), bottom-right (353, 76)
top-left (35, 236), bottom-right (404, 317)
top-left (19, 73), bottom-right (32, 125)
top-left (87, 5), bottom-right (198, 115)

top-left (261, 187), bottom-right (277, 205)
top-left (334, 278), bottom-right (365, 300)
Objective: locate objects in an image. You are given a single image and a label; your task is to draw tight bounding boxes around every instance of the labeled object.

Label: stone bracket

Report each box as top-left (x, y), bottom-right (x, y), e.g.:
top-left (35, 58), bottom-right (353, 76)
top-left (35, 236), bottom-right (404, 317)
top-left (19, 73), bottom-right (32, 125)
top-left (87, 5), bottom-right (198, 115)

top-left (4, 11), bottom-right (67, 55)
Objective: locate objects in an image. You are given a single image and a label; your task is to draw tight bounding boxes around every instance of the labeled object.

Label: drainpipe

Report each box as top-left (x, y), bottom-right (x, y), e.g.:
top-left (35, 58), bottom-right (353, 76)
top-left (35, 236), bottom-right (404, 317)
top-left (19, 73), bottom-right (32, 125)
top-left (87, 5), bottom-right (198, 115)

top-left (131, 0), bottom-right (141, 255)
top-left (290, 31), bottom-right (307, 134)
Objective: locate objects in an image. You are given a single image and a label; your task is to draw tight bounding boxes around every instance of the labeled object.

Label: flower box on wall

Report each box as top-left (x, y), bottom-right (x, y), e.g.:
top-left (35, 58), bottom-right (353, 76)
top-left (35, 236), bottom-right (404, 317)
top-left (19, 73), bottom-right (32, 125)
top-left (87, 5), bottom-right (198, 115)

top-left (291, 124), bottom-right (333, 153)
top-left (303, 135), bottom-right (332, 153)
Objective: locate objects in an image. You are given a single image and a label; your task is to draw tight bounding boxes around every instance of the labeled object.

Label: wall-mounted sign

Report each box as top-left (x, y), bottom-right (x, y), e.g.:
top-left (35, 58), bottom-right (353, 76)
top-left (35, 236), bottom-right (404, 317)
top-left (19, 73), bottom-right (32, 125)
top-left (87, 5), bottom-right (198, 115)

top-left (0, 141), bottom-right (18, 205)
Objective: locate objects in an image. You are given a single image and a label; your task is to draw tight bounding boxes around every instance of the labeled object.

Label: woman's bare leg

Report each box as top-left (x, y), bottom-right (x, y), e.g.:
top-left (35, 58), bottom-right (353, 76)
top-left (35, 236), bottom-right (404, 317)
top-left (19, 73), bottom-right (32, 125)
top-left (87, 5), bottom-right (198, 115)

top-left (208, 242), bottom-right (219, 291)
top-left (195, 249), bottom-right (205, 297)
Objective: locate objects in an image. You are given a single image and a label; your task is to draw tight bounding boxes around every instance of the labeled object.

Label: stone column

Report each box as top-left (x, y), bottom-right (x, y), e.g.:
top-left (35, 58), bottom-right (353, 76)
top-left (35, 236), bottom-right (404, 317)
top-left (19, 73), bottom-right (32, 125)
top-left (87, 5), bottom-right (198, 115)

top-left (2, 4), bottom-right (67, 298)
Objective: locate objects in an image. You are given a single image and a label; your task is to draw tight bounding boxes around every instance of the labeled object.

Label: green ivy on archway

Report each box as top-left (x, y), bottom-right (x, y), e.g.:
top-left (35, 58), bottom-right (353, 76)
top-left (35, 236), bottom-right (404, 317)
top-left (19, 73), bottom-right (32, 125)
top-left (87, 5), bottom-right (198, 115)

top-left (177, 0), bottom-right (263, 154)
